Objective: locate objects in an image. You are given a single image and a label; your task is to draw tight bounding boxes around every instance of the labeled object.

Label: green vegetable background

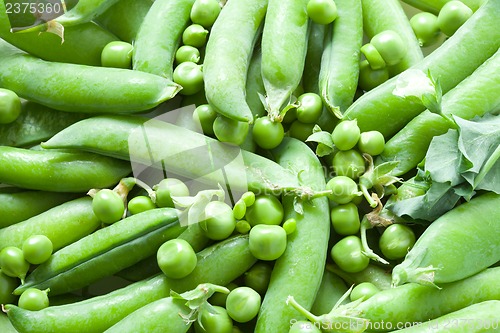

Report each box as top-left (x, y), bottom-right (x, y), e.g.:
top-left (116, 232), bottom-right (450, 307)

top-left (0, 0), bottom-right (499, 332)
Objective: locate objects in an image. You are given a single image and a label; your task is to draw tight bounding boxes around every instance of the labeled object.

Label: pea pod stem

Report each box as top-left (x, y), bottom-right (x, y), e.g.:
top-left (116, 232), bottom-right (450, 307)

top-left (360, 217), bottom-right (389, 265)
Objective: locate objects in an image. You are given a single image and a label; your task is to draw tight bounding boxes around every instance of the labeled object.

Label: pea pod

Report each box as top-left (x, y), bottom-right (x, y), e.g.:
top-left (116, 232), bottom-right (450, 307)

top-left (311, 269), bottom-right (349, 316)
top-left (377, 48), bottom-right (500, 176)
top-left (0, 314), bottom-right (17, 333)
top-left (0, 146), bottom-right (131, 192)
top-left (327, 263), bottom-right (393, 290)
top-left (0, 197), bottom-right (100, 251)
top-left (245, 46), bottom-right (267, 119)
top-left (133, 0), bottom-right (195, 80)
top-left (0, 40), bottom-right (181, 113)
top-left (261, 0), bottom-right (309, 120)
top-left (290, 267), bottom-right (500, 333)
top-left (393, 300), bottom-right (500, 332)
top-left (0, 101), bottom-right (87, 148)
top-left (203, 0), bottom-right (267, 123)
top-left (5, 235), bottom-right (256, 333)
top-left (255, 137), bottom-right (330, 332)
top-left (319, 0), bottom-right (363, 118)
top-left (302, 22), bottom-right (326, 95)
top-left (361, 0), bottom-right (424, 75)
top-left (0, 189), bottom-right (79, 228)
top-left (41, 115), bottom-right (300, 195)
top-left (343, 0), bottom-right (500, 138)
top-left (401, 0), bottom-right (484, 15)
top-left (14, 208), bottom-right (184, 296)
top-left (392, 192), bottom-right (500, 287)
top-left (94, 0), bottom-right (153, 43)
top-left (0, 1), bottom-right (118, 66)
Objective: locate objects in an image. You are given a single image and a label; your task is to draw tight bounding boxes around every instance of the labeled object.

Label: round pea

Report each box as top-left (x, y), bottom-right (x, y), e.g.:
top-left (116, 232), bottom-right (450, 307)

top-left (175, 45), bottom-right (201, 64)
top-left (182, 24), bottom-right (209, 48)
top-left (101, 41), bottom-right (133, 69)
top-left (235, 220), bottom-right (251, 234)
top-left (330, 203), bottom-right (360, 235)
top-left (379, 224), bottom-right (417, 260)
top-left (358, 60), bottom-right (389, 91)
top-left (331, 235), bottom-right (370, 273)
top-left (410, 12), bottom-right (441, 47)
top-left (331, 149), bottom-right (366, 180)
top-left (233, 200), bottom-right (247, 220)
top-left (350, 282), bottom-right (380, 302)
top-left (282, 218), bottom-right (297, 235)
top-left (249, 224), bottom-right (287, 261)
top-left (437, 0), bottom-right (473, 37)
top-left (326, 176), bottom-right (360, 204)
top-left (306, 0), bottom-right (338, 25)
top-left (0, 246), bottom-right (30, 281)
top-left (245, 195), bottom-right (284, 227)
top-left (173, 61), bottom-right (204, 96)
top-left (332, 120), bottom-right (361, 151)
top-left (92, 189), bottom-right (125, 224)
top-left (370, 30), bottom-right (407, 66)
top-left (195, 305), bottom-right (233, 333)
top-left (18, 288), bottom-right (49, 311)
top-left (288, 120), bottom-right (315, 142)
top-left (213, 116), bottom-right (249, 146)
top-left (127, 196), bottom-right (156, 215)
top-left (244, 262), bottom-right (273, 295)
top-left (252, 116), bottom-right (285, 150)
top-left (226, 286), bottom-right (261, 323)
top-left (22, 235), bottom-right (53, 265)
top-left (357, 131), bottom-right (385, 156)
top-left (296, 93), bottom-right (323, 124)
top-left (154, 178), bottom-right (190, 208)
top-left (0, 88), bottom-right (22, 124)
top-left (194, 104), bottom-right (218, 136)
top-left (190, 0), bottom-right (221, 28)
top-left (157, 239), bottom-right (197, 279)
top-left (200, 201), bottom-right (236, 240)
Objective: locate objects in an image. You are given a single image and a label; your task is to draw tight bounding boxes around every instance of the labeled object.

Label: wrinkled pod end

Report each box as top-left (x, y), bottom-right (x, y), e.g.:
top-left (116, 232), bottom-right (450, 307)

top-left (391, 264), bottom-right (440, 289)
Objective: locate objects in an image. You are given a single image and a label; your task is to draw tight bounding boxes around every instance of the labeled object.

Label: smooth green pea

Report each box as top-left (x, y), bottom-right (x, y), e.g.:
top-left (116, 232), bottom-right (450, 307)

top-left (154, 178), bottom-right (190, 208)
top-left (332, 120), bottom-right (360, 151)
top-left (248, 224), bottom-right (287, 261)
top-left (195, 305), bottom-right (233, 333)
top-left (157, 239), bottom-right (197, 279)
top-left (326, 176), bottom-right (360, 204)
top-left (331, 149), bottom-right (366, 180)
top-left (175, 45), bottom-right (201, 64)
top-left (226, 286), bottom-right (261, 323)
top-left (173, 61), bottom-right (204, 96)
top-left (252, 117), bottom-right (285, 150)
top-left (370, 30), bottom-right (407, 67)
top-left (244, 262), bottom-right (273, 295)
top-left (213, 116), bottom-right (250, 146)
top-left (190, 0), bottom-right (221, 28)
top-left (241, 192), bottom-right (256, 207)
top-left (358, 60), bottom-right (389, 91)
top-left (331, 235), bottom-right (369, 273)
top-left (0, 247), bottom-right (30, 282)
top-left (296, 93), bottom-right (323, 124)
top-left (101, 41), bottom-right (133, 69)
top-left (235, 220), bottom-right (252, 234)
top-left (282, 218), bottom-right (297, 235)
top-left (410, 12), bottom-right (441, 47)
top-left (330, 203), bottom-right (360, 235)
top-left (288, 120), bottom-right (315, 142)
top-left (127, 196), bottom-right (156, 215)
top-left (22, 235), bottom-right (53, 265)
top-left (233, 200), bottom-right (247, 220)
top-left (92, 189), bottom-right (124, 224)
top-left (182, 24), bottom-right (209, 48)
top-left (358, 131), bottom-right (385, 156)
top-left (200, 201), bottom-right (236, 240)
top-left (306, 0), bottom-right (338, 25)
top-left (0, 88), bottom-right (22, 124)
top-left (437, 0), bottom-right (473, 37)
top-left (379, 224), bottom-right (416, 260)
top-left (18, 288), bottom-right (49, 311)
top-left (245, 195), bottom-right (284, 227)
top-left (193, 104), bottom-right (218, 135)
top-left (350, 282), bottom-right (380, 302)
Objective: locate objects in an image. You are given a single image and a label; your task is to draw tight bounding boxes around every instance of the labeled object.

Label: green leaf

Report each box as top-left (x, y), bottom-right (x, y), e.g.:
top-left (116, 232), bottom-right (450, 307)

top-left (425, 129), bottom-right (463, 186)
top-left (305, 130), bottom-right (334, 148)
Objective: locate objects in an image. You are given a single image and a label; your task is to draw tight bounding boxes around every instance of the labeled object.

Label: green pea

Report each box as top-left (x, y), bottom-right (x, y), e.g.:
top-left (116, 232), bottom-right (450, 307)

top-left (92, 189), bottom-right (124, 224)
top-left (193, 104), bottom-right (218, 136)
top-left (213, 116), bottom-right (250, 146)
top-left (0, 88), bottom-right (22, 124)
top-left (0, 247), bottom-right (30, 282)
top-left (245, 195), bottom-right (284, 227)
top-left (330, 235), bottom-right (369, 273)
top-left (195, 305), bottom-right (233, 333)
top-left (101, 41), bottom-right (133, 69)
top-left (249, 224), bottom-right (287, 261)
top-left (190, 0), bottom-right (221, 28)
top-left (235, 220), bottom-right (252, 234)
top-left (350, 282), bottom-right (380, 302)
top-left (22, 235), bottom-right (53, 265)
top-left (437, 0), bottom-right (473, 37)
top-left (330, 203), bottom-right (360, 236)
top-left (332, 120), bottom-right (361, 151)
top-left (182, 24), bottom-right (209, 48)
top-left (226, 286), bottom-right (261, 323)
top-left (233, 200), bottom-right (247, 220)
top-left (173, 61), bottom-right (204, 96)
top-left (241, 192), bottom-right (256, 207)
top-left (331, 149), bottom-right (366, 180)
top-left (200, 201), bottom-right (236, 241)
top-left (18, 288), bottom-right (49, 311)
top-left (282, 218), bottom-right (297, 235)
top-left (127, 196), bottom-right (156, 215)
top-left (244, 262), bottom-right (273, 295)
top-left (157, 239), bottom-right (197, 279)
top-left (175, 45), bottom-right (201, 64)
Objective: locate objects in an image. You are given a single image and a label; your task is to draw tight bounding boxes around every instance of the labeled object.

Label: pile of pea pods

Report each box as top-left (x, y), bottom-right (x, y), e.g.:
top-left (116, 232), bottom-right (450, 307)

top-left (1, 0), bottom-right (499, 332)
